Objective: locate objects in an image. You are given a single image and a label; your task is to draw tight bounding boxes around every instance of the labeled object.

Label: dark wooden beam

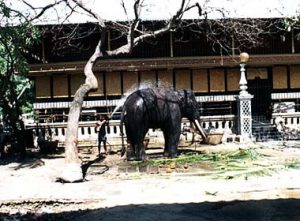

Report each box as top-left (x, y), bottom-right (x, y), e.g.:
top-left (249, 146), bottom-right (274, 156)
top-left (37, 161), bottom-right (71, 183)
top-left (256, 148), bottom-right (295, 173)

top-left (28, 54), bottom-right (300, 76)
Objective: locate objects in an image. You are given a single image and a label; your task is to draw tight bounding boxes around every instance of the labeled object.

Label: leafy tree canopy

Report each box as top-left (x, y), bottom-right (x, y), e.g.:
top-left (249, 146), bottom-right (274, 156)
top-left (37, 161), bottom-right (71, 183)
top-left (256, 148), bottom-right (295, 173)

top-left (0, 0), bottom-right (40, 123)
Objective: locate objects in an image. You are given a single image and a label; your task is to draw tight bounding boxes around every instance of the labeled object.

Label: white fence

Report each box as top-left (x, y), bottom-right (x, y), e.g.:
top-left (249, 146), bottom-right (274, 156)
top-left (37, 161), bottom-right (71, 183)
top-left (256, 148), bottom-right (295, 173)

top-left (25, 115), bottom-right (236, 147)
top-left (272, 112), bottom-right (300, 128)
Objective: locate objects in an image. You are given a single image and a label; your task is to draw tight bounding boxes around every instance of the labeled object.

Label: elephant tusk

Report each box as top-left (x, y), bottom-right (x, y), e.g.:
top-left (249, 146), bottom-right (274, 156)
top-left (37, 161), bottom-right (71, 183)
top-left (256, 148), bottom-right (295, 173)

top-left (193, 119), bottom-right (207, 141)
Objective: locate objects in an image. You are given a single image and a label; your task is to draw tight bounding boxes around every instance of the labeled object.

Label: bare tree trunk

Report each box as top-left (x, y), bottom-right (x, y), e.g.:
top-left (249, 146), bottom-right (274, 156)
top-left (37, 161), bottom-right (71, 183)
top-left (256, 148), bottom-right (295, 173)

top-left (61, 41), bottom-right (101, 182)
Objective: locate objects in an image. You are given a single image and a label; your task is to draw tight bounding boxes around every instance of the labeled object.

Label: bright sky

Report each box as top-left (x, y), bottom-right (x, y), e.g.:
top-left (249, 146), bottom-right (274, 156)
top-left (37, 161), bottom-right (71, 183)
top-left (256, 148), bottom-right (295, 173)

top-left (5, 0), bottom-right (300, 24)
top-left (93, 0), bottom-right (300, 19)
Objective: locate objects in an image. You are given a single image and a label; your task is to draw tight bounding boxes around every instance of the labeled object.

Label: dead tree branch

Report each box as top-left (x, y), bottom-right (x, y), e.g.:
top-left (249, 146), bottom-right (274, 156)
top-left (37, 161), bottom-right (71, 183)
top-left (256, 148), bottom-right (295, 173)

top-left (107, 0), bottom-right (202, 56)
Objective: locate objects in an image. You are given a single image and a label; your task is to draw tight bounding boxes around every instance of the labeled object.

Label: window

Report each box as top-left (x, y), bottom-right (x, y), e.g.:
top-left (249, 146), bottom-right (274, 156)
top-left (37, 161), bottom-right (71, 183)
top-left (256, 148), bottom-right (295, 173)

top-left (210, 69), bottom-right (225, 92)
top-left (192, 69), bottom-right (208, 92)
top-left (273, 66), bottom-right (288, 89)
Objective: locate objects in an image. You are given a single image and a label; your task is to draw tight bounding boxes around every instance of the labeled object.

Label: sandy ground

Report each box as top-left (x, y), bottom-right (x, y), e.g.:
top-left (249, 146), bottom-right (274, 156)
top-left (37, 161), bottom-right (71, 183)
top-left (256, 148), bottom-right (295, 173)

top-left (0, 141), bottom-right (300, 220)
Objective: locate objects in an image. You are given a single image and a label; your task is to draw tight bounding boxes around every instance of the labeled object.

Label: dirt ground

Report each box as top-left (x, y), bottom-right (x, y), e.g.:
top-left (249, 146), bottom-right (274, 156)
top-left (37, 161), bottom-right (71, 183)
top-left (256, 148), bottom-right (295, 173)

top-left (0, 141), bottom-right (300, 221)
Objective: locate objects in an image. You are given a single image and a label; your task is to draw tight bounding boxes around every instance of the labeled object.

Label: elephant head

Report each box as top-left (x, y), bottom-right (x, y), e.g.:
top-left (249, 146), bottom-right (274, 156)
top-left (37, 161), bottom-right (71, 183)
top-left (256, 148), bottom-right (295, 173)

top-left (178, 89), bottom-right (207, 141)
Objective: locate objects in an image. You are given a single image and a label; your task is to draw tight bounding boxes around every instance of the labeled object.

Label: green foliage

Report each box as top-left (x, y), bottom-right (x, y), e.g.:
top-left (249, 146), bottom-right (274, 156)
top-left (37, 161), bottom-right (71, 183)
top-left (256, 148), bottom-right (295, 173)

top-left (131, 148), bottom-right (262, 167)
top-left (286, 161), bottom-right (300, 169)
top-left (129, 148), bottom-right (298, 180)
top-left (0, 1), bottom-right (40, 122)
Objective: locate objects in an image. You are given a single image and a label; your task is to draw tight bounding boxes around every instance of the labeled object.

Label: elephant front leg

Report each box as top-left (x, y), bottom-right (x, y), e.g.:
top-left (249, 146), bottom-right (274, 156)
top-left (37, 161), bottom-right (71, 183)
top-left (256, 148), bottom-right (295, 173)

top-left (168, 133), bottom-right (180, 158)
top-left (163, 130), bottom-right (170, 157)
top-left (164, 131), bottom-right (179, 158)
top-left (163, 124), bottom-right (181, 158)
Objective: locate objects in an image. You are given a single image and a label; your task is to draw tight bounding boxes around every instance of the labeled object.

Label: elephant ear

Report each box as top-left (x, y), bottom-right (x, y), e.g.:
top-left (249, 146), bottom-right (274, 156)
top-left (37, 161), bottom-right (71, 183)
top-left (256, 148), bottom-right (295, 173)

top-left (184, 89), bottom-right (196, 104)
top-left (176, 89), bottom-right (187, 107)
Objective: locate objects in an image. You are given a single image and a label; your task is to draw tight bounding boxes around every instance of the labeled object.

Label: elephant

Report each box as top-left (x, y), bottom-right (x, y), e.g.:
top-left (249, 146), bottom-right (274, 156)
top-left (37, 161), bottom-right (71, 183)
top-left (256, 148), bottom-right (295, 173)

top-left (120, 87), bottom-right (207, 161)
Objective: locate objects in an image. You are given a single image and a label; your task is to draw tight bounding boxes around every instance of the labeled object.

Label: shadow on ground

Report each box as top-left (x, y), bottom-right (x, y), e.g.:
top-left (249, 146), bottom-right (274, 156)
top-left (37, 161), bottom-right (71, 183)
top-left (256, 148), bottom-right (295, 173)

top-left (1, 198), bottom-right (299, 221)
top-left (81, 155), bottom-right (108, 178)
top-left (0, 148), bottom-right (65, 169)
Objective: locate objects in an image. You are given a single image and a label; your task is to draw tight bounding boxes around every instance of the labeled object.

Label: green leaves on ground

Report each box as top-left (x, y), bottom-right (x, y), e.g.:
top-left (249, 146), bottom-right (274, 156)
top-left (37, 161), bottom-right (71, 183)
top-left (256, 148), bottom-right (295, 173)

top-left (286, 161), bottom-right (300, 169)
top-left (129, 148), bottom-right (299, 180)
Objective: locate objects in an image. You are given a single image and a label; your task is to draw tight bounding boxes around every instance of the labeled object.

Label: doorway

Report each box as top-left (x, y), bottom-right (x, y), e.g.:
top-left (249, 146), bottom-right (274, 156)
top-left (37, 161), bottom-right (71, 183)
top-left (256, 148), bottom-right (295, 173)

top-left (247, 76), bottom-right (272, 119)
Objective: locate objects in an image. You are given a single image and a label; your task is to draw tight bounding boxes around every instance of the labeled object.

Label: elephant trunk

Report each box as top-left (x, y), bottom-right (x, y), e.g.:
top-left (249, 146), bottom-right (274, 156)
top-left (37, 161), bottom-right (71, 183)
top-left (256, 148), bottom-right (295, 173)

top-left (193, 119), bottom-right (207, 142)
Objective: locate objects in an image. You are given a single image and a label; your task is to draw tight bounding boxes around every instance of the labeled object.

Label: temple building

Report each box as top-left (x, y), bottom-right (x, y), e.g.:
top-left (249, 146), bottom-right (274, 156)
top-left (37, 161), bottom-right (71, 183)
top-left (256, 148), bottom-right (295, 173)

top-left (26, 19), bottom-right (300, 144)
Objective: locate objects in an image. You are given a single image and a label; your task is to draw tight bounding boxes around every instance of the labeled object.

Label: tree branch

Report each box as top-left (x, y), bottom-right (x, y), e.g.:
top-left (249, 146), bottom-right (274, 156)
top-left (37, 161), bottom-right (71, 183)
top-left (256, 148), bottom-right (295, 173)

top-left (107, 0), bottom-right (202, 56)
top-left (21, 0), bottom-right (66, 22)
top-left (128, 0), bottom-right (141, 52)
top-left (70, 0), bottom-right (105, 27)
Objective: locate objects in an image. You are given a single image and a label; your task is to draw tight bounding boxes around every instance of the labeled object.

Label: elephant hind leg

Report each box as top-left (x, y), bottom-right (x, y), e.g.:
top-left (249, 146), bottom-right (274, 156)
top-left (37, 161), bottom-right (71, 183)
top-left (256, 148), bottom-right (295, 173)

top-left (135, 127), bottom-right (148, 161)
top-left (125, 126), bottom-right (148, 161)
top-left (126, 140), bottom-right (136, 161)
top-left (128, 140), bottom-right (146, 161)
top-left (135, 142), bottom-right (146, 161)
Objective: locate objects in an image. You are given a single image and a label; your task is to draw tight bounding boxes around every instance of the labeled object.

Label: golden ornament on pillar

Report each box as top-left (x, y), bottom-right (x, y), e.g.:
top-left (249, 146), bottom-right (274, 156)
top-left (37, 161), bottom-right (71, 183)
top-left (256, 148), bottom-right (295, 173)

top-left (239, 52), bottom-right (249, 63)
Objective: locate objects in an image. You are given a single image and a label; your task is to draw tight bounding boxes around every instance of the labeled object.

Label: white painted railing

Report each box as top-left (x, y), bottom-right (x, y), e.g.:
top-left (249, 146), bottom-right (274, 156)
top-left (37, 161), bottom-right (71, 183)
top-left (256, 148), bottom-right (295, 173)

top-left (25, 115), bottom-right (236, 146)
top-left (27, 120), bottom-right (122, 145)
top-left (271, 92), bottom-right (300, 100)
top-left (272, 112), bottom-right (300, 128)
top-left (198, 115), bottom-right (236, 130)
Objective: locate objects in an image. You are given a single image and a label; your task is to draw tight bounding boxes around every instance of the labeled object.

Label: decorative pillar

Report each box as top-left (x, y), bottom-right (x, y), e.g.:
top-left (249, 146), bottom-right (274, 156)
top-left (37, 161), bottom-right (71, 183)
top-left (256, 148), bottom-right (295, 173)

top-left (236, 52), bottom-right (253, 138)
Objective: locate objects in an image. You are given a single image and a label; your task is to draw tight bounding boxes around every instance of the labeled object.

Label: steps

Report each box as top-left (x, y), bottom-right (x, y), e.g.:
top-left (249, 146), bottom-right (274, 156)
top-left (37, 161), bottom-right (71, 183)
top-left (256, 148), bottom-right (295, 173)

top-left (252, 115), bottom-right (283, 142)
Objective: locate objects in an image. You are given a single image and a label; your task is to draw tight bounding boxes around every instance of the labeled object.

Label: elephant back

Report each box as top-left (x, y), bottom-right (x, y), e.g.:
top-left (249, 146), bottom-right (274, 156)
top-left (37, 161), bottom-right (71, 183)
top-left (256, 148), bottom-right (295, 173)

top-left (123, 88), bottom-right (181, 121)
top-left (138, 88), bottom-right (181, 108)
top-left (123, 88), bottom-right (156, 110)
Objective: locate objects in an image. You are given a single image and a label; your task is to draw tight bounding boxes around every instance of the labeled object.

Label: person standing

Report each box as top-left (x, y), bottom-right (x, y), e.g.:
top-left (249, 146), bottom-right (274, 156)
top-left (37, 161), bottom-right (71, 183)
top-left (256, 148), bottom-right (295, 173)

top-left (96, 115), bottom-right (108, 156)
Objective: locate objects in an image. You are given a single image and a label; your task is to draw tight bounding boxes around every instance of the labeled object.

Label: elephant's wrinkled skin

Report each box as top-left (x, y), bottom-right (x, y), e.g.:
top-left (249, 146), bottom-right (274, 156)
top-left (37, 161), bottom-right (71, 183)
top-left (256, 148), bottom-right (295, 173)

top-left (120, 87), bottom-right (204, 161)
